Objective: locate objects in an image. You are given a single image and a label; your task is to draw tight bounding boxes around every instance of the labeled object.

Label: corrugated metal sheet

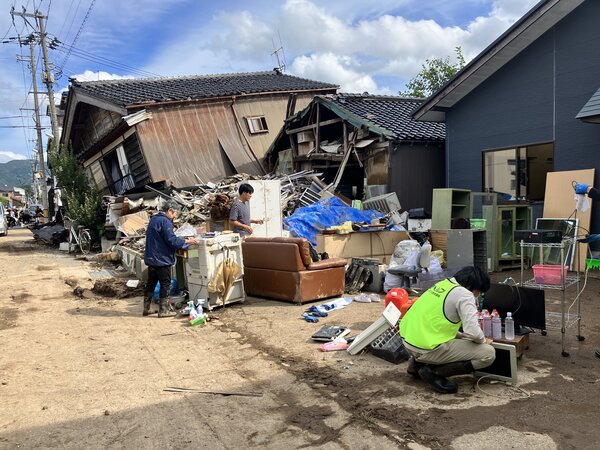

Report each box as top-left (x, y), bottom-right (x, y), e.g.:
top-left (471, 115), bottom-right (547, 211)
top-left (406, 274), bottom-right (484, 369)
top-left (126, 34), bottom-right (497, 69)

top-left (136, 102), bottom-right (264, 187)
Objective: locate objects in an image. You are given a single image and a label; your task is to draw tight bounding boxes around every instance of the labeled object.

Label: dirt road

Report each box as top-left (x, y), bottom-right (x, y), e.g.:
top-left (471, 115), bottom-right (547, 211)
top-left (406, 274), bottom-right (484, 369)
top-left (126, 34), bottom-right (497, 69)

top-left (1, 228), bottom-right (599, 449)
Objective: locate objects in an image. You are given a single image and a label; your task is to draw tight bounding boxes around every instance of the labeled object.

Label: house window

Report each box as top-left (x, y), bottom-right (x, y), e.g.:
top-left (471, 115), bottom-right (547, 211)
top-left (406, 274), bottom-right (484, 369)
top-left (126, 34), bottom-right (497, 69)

top-left (245, 116), bottom-right (269, 134)
top-left (483, 142), bottom-right (553, 201)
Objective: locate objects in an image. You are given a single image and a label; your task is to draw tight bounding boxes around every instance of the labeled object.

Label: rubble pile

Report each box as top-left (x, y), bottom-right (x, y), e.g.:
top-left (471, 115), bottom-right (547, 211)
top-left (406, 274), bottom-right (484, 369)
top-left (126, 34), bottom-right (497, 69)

top-left (111, 171), bottom-right (329, 252)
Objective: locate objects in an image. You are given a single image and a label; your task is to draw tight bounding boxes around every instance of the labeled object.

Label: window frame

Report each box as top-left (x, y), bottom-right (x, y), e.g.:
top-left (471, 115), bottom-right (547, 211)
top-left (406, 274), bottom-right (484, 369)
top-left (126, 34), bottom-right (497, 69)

top-left (481, 141), bottom-right (554, 202)
top-left (245, 115), bottom-right (269, 134)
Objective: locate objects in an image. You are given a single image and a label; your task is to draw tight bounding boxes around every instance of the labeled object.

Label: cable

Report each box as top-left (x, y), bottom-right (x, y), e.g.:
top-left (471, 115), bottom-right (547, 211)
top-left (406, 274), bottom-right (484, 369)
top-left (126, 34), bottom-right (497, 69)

top-left (58, 0), bottom-right (96, 72)
top-left (474, 374), bottom-right (531, 398)
top-left (51, 42), bottom-right (160, 77)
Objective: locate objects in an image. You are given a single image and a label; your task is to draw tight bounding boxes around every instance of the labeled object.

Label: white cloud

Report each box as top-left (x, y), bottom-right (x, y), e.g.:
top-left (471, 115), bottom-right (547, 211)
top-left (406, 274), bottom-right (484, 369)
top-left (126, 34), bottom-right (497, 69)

top-left (0, 151), bottom-right (28, 163)
top-left (291, 53), bottom-right (383, 94)
top-left (70, 70), bottom-right (131, 82)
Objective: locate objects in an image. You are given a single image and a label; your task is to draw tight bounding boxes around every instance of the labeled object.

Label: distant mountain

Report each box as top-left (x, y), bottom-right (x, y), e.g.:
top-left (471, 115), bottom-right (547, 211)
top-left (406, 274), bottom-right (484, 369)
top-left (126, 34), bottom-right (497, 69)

top-left (0, 159), bottom-right (34, 189)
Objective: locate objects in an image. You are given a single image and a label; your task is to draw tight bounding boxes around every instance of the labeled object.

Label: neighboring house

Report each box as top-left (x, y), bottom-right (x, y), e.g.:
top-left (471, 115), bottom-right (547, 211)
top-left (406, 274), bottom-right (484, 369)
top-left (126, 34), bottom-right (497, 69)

top-left (413, 0), bottom-right (600, 232)
top-left (267, 94), bottom-right (445, 211)
top-left (58, 70), bottom-right (337, 194)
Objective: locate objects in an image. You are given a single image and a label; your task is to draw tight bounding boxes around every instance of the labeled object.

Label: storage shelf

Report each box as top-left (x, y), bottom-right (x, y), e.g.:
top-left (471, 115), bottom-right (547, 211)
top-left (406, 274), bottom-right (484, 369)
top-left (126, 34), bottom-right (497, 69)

top-left (545, 311), bottom-right (581, 330)
top-left (521, 274), bottom-right (580, 290)
top-left (519, 239), bottom-right (574, 249)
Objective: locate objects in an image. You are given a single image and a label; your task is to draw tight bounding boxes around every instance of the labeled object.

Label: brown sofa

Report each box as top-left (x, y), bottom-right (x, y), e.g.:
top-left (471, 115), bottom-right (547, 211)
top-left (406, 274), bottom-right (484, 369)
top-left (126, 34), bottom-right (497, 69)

top-left (242, 237), bottom-right (347, 304)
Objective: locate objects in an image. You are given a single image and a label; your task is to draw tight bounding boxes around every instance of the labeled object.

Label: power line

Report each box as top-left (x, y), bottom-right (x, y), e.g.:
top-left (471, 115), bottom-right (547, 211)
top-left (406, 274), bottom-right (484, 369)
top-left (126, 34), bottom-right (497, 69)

top-left (58, 0), bottom-right (95, 72)
top-left (51, 40), bottom-right (161, 77)
top-left (56, 0), bottom-right (76, 42)
top-left (58, 0), bottom-right (82, 47)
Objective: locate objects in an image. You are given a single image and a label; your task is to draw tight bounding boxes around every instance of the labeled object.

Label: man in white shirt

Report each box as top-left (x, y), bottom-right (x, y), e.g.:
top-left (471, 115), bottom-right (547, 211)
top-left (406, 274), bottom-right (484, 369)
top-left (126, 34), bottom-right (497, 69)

top-left (400, 266), bottom-right (495, 393)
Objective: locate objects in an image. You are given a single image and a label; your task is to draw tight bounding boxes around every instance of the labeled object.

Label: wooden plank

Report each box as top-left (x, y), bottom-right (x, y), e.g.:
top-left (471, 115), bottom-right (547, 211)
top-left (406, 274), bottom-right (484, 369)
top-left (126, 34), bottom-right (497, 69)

top-left (286, 118), bottom-right (343, 134)
top-left (543, 169), bottom-right (595, 268)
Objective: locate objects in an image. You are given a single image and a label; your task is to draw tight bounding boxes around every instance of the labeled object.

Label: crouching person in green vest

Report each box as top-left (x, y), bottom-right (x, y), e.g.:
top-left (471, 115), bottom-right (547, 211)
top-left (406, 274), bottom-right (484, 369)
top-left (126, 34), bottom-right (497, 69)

top-left (399, 266), bottom-right (495, 394)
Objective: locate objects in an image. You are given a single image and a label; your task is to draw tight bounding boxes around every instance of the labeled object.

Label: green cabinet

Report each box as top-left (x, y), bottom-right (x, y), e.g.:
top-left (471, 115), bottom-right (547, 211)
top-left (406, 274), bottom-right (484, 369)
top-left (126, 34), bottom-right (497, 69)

top-left (431, 188), bottom-right (471, 230)
top-left (483, 204), bottom-right (532, 271)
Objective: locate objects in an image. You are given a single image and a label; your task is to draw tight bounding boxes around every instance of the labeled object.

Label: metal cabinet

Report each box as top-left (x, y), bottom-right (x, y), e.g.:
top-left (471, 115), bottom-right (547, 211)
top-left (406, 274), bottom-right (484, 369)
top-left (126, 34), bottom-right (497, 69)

top-left (483, 204), bottom-right (532, 271)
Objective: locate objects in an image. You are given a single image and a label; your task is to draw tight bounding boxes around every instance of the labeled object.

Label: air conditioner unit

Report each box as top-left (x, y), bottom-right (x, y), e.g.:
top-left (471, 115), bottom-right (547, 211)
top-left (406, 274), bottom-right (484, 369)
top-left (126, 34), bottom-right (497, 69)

top-left (362, 192), bottom-right (401, 213)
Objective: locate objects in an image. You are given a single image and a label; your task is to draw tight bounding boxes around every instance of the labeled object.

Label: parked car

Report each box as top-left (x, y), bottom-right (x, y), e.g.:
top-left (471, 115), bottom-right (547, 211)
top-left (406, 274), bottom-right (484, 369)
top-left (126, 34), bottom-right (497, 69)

top-left (0, 203), bottom-right (8, 236)
top-left (28, 204), bottom-right (43, 216)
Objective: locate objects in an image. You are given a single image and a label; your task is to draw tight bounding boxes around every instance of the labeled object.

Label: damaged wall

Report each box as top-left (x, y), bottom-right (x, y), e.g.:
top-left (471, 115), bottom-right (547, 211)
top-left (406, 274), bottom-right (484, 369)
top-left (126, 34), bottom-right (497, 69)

top-left (135, 94), bottom-right (314, 188)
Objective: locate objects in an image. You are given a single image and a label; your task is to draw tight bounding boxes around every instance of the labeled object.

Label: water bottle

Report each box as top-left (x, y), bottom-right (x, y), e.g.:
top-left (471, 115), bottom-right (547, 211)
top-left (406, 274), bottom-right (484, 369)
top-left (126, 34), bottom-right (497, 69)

top-left (478, 311), bottom-right (484, 331)
top-left (482, 310), bottom-right (492, 337)
top-left (491, 309), bottom-right (502, 340)
top-left (505, 312), bottom-right (515, 341)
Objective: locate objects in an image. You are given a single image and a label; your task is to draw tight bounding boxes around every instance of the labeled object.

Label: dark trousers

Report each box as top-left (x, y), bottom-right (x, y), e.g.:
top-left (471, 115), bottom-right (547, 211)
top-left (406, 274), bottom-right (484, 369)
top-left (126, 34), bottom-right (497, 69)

top-left (145, 266), bottom-right (171, 299)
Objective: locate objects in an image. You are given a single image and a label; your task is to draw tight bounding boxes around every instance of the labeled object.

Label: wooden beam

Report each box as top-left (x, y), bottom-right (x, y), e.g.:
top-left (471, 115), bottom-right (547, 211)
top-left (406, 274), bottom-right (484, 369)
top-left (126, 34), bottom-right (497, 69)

top-left (315, 104), bottom-right (320, 154)
top-left (285, 118), bottom-right (342, 134)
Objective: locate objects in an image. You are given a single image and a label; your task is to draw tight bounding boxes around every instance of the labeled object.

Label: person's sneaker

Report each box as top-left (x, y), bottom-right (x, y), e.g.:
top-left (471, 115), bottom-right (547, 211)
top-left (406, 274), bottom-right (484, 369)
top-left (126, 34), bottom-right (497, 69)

top-left (418, 365), bottom-right (458, 394)
top-left (406, 357), bottom-right (423, 379)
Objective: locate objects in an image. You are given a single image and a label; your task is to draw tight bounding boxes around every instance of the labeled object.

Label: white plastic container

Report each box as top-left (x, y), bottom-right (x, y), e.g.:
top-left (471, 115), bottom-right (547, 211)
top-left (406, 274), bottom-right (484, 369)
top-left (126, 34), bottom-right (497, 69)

top-left (505, 312), bottom-right (515, 341)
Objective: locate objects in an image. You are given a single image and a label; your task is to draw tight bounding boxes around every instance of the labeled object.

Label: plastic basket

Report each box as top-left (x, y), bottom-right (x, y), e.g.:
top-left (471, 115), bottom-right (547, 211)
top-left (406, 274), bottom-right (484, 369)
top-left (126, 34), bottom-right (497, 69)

top-left (532, 264), bottom-right (568, 285)
top-left (369, 326), bottom-right (409, 364)
top-left (585, 259), bottom-right (600, 270)
top-left (470, 218), bottom-right (487, 229)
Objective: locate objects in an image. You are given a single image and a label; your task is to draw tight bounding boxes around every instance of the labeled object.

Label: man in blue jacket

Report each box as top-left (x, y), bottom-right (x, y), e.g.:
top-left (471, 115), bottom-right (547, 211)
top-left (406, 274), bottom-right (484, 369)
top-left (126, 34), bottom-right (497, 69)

top-left (144, 200), bottom-right (198, 317)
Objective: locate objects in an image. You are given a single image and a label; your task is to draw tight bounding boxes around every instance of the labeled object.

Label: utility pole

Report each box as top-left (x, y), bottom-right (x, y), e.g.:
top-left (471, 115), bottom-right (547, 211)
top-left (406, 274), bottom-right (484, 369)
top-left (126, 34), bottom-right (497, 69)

top-left (27, 37), bottom-right (48, 210)
top-left (35, 10), bottom-right (59, 155)
top-left (10, 8), bottom-right (59, 154)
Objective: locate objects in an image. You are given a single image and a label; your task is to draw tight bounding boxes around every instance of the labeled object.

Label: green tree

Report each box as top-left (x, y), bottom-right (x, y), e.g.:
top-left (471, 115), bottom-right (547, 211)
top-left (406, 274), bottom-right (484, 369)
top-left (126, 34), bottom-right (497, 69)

top-left (49, 148), bottom-right (103, 246)
top-left (401, 47), bottom-right (466, 98)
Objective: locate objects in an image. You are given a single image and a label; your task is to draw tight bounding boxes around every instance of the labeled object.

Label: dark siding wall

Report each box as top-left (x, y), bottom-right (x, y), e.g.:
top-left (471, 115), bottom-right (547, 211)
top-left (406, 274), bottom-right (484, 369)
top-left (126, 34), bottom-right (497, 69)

top-left (388, 141), bottom-right (445, 212)
top-left (446, 0), bottom-right (600, 231)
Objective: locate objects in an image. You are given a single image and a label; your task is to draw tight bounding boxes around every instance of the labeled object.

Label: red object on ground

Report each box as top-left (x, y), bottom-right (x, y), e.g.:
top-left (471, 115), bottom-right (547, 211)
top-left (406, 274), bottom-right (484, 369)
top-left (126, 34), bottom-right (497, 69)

top-left (400, 298), bottom-right (417, 317)
top-left (385, 288), bottom-right (408, 311)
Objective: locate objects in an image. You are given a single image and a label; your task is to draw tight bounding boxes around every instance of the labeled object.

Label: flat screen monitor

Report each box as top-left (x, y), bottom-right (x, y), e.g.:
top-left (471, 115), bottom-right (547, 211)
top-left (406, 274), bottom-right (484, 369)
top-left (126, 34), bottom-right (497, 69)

top-left (481, 283), bottom-right (546, 330)
top-left (474, 342), bottom-right (518, 384)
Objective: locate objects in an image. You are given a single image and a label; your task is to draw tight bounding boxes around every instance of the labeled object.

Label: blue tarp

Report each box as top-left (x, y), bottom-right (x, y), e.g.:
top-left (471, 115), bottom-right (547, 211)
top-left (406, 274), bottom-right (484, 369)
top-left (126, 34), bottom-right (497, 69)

top-left (283, 197), bottom-right (384, 246)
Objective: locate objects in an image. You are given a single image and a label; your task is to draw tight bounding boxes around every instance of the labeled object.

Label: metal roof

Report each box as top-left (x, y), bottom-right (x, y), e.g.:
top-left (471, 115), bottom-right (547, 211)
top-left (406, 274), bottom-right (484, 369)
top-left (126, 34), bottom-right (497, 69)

top-left (321, 94), bottom-right (445, 141)
top-left (413, 0), bottom-right (585, 122)
top-left (70, 70), bottom-right (338, 107)
top-left (576, 87), bottom-right (600, 123)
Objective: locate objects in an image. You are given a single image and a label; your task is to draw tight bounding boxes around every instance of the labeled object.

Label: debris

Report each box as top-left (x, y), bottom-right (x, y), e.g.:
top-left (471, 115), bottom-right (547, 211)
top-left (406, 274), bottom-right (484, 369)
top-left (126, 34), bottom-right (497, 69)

top-left (163, 387), bottom-right (263, 397)
top-left (126, 279), bottom-right (140, 288)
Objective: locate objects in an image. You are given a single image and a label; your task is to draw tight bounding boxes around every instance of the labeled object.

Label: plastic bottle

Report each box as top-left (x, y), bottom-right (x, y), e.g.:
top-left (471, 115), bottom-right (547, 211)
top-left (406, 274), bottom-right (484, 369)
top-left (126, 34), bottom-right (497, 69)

top-left (478, 311), bottom-right (484, 331)
top-left (491, 309), bottom-right (502, 340)
top-left (505, 312), bottom-right (515, 341)
top-left (482, 310), bottom-right (492, 337)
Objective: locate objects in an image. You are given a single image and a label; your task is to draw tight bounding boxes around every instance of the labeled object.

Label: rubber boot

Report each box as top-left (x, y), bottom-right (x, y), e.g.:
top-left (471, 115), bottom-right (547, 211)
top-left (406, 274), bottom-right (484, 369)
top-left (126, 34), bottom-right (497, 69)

top-left (418, 365), bottom-right (458, 394)
top-left (406, 356), bottom-right (424, 379)
top-left (157, 298), bottom-right (175, 318)
top-left (142, 295), bottom-right (152, 317)
top-left (433, 361), bottom-right (475, 378)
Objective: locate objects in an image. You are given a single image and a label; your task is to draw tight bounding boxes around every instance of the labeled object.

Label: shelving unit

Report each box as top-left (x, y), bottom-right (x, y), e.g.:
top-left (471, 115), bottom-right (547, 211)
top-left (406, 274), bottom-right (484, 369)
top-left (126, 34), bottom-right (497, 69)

top-left (519, 239), bottom-right (583, 357)
top-left (483, 203), bottom-right (532, 271)
top-left (431, 188), bottom-right (471, 230)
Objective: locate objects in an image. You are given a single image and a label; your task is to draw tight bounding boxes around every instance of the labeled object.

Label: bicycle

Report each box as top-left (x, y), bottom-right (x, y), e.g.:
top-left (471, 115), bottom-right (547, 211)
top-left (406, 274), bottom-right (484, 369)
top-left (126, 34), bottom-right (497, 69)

top-left (64, 216), bottom-right (92, 254)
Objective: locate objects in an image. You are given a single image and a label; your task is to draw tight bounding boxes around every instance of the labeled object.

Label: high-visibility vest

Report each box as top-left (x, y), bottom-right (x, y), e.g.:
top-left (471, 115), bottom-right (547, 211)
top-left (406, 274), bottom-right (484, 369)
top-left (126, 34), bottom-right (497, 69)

top-left (400, 278), bottom-right (461, 350)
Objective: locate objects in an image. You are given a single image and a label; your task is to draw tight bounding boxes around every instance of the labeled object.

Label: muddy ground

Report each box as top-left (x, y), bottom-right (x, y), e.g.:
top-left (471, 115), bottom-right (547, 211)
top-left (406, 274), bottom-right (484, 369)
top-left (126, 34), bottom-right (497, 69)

top-left (1, 228), bottom-right (599, 449)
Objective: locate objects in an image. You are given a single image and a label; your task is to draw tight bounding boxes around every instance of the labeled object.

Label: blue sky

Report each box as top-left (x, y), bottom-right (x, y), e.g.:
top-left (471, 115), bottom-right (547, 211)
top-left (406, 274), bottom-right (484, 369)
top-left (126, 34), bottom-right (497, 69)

top-left (0, 0), bottom-right (539, 165)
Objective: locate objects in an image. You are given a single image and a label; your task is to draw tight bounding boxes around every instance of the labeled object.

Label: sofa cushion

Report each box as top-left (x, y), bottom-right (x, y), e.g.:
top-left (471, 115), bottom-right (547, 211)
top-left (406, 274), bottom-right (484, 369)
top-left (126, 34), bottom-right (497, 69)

top-left (242, 241), bottom-right (304, 271)
top-left (306, 258), bottom-right (348, 270)
top-left (243, 237), bottom-right (312, 266)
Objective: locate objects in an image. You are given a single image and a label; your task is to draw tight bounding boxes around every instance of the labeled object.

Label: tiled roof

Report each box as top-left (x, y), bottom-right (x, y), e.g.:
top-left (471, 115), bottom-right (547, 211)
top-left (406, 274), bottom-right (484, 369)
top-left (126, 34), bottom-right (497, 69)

top-left (576, 87), bottom-right (600, 121)
top-left (325, 94), bottom-right (445, 141)
top-left (71, 70), bottom-right (338, 107)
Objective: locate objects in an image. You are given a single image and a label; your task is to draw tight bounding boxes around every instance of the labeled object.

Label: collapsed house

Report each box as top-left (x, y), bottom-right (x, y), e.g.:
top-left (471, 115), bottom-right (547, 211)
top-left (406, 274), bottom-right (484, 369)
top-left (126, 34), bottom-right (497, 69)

top-left (266, 93), bottom-right (446, 212)
top-left (58, 70), bottom-right (337, 193)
